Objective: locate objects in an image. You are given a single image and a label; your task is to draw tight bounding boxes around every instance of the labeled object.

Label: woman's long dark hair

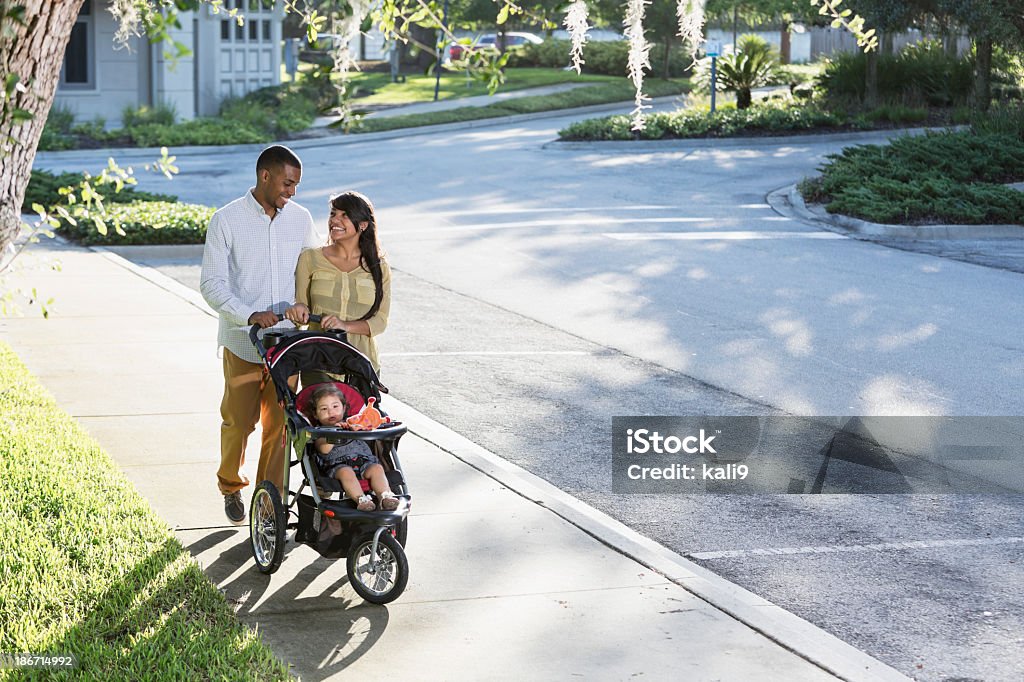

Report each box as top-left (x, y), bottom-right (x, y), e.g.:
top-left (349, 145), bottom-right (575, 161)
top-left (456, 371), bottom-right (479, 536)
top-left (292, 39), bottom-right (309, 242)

top-left (330, 191), bottom-right (385, 321)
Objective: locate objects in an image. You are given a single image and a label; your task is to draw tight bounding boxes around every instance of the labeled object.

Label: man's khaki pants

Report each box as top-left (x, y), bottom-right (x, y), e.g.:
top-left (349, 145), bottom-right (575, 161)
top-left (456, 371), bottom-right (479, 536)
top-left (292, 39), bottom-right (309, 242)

top-left (216, 350), bottom-right (285, 496)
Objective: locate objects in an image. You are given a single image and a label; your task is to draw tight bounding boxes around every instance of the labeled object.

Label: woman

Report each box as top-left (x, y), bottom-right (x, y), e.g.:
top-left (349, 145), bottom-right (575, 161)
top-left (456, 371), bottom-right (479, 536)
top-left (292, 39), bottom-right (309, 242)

top-left (285, 191), bottom-right (390, 384)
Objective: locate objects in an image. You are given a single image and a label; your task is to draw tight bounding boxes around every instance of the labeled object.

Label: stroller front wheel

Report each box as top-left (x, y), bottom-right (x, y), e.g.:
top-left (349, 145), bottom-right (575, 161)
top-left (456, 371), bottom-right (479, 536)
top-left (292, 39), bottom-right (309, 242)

top-left (347, 532), bottom-right (408, 604)
top-left (250, 481), bottom-right (286, 574)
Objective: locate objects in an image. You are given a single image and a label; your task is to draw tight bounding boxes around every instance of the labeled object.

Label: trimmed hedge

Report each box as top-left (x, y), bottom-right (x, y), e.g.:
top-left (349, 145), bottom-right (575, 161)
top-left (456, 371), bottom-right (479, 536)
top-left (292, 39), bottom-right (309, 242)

top-left (59, 200), bottom-right (213, 245)
top-left (560, 100), bottom-right (845, 140)
top-left (800, 131), bottom-right (1024, 225)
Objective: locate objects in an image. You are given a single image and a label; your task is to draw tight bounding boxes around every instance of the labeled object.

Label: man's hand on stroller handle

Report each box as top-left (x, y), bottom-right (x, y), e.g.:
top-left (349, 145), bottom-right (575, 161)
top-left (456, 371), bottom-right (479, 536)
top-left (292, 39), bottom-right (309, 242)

top-left (248, 310), bottom-right (280, 328)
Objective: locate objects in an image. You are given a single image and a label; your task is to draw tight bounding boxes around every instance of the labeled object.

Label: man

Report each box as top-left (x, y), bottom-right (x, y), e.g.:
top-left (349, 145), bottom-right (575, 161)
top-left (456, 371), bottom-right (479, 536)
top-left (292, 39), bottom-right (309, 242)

top-left (200, 145), bottom-right (320, 524)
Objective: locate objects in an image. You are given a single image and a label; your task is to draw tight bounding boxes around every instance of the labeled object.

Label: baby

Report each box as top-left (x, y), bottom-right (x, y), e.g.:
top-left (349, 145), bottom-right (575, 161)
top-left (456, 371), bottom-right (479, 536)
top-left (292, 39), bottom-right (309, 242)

top-left (311, 384), bottom-right (399, 511)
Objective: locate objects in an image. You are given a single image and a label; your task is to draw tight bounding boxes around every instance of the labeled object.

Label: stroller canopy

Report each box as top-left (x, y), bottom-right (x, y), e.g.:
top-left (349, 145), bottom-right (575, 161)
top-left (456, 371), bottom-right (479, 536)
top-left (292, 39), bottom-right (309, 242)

top-left (264, 331), bottom-right (384, 405)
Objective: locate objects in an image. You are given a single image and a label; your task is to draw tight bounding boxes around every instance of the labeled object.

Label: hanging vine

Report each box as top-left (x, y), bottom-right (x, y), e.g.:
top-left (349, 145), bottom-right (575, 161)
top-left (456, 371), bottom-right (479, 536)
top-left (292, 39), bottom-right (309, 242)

top-left (563, 1), bottom-right (590, 75)
top-left (623, 0), bottom-right (652, 131)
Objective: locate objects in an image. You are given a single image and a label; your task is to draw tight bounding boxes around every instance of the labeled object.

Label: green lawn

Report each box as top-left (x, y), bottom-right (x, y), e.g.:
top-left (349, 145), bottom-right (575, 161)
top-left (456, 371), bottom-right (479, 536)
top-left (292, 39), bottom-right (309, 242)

top-left (350, 68), bottom-right (621, 105)
top-left (0, 343), bottom-right (292, 680)
top-left (356, 77), bottom-right (691, 133)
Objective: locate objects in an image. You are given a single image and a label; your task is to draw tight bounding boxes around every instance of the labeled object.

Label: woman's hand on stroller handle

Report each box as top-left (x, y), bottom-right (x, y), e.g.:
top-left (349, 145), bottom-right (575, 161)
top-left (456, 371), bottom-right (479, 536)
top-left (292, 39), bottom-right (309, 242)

top-left (284, 303), bottom-right (310, 325)
top-left (284, 304), bottom-right (328, 328)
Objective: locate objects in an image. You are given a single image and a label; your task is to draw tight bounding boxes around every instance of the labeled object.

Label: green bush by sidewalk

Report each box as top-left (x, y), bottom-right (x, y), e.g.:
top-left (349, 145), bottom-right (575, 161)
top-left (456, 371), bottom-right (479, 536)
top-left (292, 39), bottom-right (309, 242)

top-left (58, 200), bottom-right (213, 246)
top-left (0, 343), bottom-right (291, 680)
top-left (25, 169), bottom-right (177, 210)
top-left (800, 131), bottom-right (1024, 225)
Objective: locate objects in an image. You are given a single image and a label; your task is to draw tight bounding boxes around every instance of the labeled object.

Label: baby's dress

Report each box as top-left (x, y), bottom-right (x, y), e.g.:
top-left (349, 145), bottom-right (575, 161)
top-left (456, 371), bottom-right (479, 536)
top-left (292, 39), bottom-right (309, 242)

top-left (318, 438), bottom-right (378, 478)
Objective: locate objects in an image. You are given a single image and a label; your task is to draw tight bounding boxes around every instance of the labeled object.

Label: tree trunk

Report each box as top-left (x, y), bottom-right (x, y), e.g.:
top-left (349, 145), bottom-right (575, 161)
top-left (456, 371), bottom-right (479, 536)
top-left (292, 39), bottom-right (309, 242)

top-left (780, 26), bottom-right (790, 65)
top-left (943, 29), bottom-right (958, 58)
top-left (737, 87), bottom-right (751, 109)
top-left (0, 0), bottom-right (83, 258)
top-left (974, 37), bottom-right (993, 111)
top-left (881, 31), bottom-right (894, 56)
top-left (865, 49), bottom-right (878, 108)
top-left (662, 41), bottom-right (670, 78)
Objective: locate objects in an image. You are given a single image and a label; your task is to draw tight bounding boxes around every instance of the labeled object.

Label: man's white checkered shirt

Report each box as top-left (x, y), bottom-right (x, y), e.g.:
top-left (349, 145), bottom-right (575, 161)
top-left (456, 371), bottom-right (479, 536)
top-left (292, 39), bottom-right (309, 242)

top-left (200, 189), bottom-right (320, 363)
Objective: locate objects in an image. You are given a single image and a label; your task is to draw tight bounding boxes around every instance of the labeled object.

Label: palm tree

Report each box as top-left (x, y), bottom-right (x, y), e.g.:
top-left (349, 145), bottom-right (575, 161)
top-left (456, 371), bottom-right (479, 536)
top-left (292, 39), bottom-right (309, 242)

top-left (713, 49), bottom-right (779, 109)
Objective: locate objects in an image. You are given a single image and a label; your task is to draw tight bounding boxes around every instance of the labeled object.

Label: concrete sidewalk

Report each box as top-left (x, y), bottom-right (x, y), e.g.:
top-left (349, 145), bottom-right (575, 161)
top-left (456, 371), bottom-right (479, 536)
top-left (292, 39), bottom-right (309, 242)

top-left (0, 238), bottom-right (909, 681)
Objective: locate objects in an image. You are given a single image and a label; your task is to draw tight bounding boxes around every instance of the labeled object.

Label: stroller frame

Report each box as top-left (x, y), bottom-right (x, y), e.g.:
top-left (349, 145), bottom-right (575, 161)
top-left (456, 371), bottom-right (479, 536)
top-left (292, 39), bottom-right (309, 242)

top-left (246, 319), bottom-right (411, 604)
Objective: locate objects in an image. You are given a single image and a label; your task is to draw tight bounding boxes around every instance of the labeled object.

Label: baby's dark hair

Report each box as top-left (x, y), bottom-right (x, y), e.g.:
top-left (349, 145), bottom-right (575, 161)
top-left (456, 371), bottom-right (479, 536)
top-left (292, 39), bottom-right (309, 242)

top-left (311, 384), bottom-right (348, 422)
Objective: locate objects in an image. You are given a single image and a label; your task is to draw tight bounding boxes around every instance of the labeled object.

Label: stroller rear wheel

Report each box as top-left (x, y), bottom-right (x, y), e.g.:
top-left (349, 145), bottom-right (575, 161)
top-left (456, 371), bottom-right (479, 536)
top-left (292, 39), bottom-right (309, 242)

top-left (250, 481), bottom-right (286, 574)
top-left (347, 532), bottom-right (408, 604)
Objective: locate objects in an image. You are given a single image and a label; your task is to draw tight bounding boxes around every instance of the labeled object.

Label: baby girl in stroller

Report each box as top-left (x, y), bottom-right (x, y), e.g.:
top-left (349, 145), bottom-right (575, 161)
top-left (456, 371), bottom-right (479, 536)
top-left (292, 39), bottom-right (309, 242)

top-left (310, 384), bottom-right (400, 511)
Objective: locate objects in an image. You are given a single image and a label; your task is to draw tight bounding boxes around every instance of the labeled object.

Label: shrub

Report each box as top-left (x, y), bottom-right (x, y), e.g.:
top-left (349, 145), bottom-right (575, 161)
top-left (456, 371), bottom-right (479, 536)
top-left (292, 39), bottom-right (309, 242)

top-left (126, 118), bottom-right (269, 147)
top-left (508, 39), bottom-right (688, 77)
top-left (37, 128), bottom-right (77, 151)
top-left (862, 104), bottom-right (928, 123)
top-left (122, 102), bottom-right (177, 127)
top-left (818, 40), bottom-right (973, 106)
top-left (971, 101), bottom-right (1024, 139)
top-left (508, 39), bottom-right (574, 69)
top-left (560, 99), bottom-right (843, 140)
top-left (585, 41), bottom-right (631, 77)
top-left (70, 117), bottom-right (109, 139)
top-left (38, 103), bottom-right (77, 150)
top-left (58, 200), bottom-right (213, 245)
top-left (44, 103), bottom-right (75, 133)
top-left (220, 80), bottom-right (324, 136)
top-left (24, 169), bottom-right (177, 211)
top-left (804, 131), bottom-right (1024, 224)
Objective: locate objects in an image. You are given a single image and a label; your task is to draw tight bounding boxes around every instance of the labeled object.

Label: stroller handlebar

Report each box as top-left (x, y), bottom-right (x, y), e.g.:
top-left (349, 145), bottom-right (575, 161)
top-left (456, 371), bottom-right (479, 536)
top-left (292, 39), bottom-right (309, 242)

top-left (249, 313), bottom-right (333, 351)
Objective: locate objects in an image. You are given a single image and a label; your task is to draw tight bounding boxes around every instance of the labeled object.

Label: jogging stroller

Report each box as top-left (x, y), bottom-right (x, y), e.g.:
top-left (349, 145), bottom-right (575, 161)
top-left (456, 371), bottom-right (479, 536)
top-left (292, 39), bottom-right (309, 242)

top-left (247, 317), bottom-right (411, 604)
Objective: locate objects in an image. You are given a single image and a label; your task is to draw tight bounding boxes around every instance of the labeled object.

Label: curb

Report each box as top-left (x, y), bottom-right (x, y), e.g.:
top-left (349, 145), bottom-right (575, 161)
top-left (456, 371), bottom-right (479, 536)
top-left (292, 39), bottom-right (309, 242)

top-left (768, 185), bottom-right (1024, 240)
top-left (90, 243), bottom-right (910, 682)
top-left (395, 405), bottom-right (910, 682)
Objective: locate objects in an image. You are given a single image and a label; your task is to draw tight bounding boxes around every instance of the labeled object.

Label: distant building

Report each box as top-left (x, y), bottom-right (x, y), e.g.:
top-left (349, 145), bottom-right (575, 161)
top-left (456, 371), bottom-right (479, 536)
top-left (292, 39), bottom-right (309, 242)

top-left (54, 0), bottom-right (284, 127)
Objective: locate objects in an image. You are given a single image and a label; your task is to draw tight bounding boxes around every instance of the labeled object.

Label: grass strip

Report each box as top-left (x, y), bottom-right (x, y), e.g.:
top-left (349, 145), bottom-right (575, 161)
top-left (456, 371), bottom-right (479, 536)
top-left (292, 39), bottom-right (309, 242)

top-left (356, 79), bottom-right (689, 134)
top-left (352, 68), bottom-right (619, 105)
top-left (0, 343), bottom-right (292, 681)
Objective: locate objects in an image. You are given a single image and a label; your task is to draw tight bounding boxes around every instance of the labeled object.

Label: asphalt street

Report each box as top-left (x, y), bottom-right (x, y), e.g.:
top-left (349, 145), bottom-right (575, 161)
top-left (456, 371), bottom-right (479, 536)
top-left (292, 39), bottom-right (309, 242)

top-left (35, 109), bottom-right (1024, 681)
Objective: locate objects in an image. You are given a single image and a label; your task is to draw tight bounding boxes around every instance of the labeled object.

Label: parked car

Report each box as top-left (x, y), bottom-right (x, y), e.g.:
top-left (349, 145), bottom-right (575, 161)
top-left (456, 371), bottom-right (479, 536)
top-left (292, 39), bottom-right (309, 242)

top-left (447, 31), bottom-right (543, 62)
top-left (479, 32), bottom-right (544, 50)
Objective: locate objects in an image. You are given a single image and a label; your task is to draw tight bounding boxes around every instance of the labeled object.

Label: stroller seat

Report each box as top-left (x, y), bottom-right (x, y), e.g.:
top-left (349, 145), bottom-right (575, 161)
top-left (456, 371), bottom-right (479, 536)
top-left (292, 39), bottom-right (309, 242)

top-left (293, 381), bottom-right (406, 498)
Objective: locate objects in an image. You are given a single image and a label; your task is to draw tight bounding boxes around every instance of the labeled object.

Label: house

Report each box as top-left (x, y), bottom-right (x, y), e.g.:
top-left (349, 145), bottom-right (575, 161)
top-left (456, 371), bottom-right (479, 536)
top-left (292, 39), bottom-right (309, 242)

top-left (55, 0), bottom-right (284, 127)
